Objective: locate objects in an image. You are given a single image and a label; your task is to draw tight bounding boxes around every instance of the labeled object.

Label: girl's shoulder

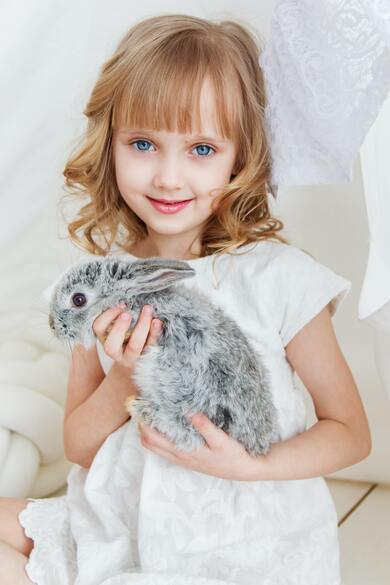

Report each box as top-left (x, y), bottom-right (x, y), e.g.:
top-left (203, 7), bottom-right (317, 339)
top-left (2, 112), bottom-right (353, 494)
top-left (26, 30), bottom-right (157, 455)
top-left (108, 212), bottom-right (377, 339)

top-left (229, 239), bottom-right (313, 274)
top-left (242, 239), bottom-right (351, 297)
top-left (244, 241), bottom-right (352, 348)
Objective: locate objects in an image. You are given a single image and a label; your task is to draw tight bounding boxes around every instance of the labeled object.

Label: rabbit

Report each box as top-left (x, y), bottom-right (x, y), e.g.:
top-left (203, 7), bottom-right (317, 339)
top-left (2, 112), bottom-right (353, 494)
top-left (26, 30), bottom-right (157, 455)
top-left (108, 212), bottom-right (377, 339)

top-left (48, 255), bottom-right (280, 455)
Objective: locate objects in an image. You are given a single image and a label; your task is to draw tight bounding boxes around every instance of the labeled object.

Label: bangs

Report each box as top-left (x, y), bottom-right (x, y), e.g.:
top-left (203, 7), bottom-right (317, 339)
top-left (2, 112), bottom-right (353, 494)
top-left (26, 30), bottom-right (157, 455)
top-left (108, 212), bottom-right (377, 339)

top-left (64, 15), bottom-right (288, 258)
top-left (111, 35), bottom-right (242, 142)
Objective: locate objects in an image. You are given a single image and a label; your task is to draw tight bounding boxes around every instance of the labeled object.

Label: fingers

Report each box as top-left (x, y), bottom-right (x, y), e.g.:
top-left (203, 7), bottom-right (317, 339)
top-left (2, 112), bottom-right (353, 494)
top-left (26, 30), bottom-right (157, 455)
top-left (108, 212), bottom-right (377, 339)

top-left (145, 318), bottom-right (163, 346)
top-left (92, 304), bottom-right (127, 345)
top-left (122, 305), bottom-right (160, 358)
top-left (93, 303), bottom-right (163, 367)
top-left (103, 310), bottom-right (135, 359)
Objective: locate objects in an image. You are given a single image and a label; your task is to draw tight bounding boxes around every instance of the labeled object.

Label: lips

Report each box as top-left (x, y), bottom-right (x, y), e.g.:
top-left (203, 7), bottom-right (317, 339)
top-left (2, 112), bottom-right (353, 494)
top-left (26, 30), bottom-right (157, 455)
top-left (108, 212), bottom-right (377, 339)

top-left (148, 197), bottom-right (193, 204)
top-left (146, 196), bottom-right (193, 214)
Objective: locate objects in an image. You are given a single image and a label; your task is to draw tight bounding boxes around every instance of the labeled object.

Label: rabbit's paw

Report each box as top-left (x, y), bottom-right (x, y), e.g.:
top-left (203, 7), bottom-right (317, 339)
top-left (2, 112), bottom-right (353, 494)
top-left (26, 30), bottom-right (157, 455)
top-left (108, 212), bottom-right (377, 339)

top-left (124, 394), bottom-right (138, 417)
top-left (125, 396), bottom-right (155, 425)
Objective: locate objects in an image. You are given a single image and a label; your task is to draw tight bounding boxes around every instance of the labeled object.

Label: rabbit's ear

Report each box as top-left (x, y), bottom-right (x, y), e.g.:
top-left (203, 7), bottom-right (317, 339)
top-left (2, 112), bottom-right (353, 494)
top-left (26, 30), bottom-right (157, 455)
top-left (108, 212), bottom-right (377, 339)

top-left (105, 256), bottom-right (195, 293)
top-left (42, 271), bottom-right (68, 303)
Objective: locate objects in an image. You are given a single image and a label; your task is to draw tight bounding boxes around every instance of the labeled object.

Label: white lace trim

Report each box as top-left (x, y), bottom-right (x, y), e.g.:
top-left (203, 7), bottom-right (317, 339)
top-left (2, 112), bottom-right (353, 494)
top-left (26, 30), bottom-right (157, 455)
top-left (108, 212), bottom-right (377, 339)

top-left (261, 0), bottom-right (390, 185)
top-left (17, 497), bottom-right (239, 585)
top-left (18, 497), bottom-right (77, 585)
top-left (99, 575), bottom-right (237, 585)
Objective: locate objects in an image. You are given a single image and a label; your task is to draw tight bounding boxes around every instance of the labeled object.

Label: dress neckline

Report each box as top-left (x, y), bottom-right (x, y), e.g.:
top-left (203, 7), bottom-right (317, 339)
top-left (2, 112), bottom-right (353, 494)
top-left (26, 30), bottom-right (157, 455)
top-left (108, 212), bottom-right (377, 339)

top-left (123, 242), bottom-right (264, 264)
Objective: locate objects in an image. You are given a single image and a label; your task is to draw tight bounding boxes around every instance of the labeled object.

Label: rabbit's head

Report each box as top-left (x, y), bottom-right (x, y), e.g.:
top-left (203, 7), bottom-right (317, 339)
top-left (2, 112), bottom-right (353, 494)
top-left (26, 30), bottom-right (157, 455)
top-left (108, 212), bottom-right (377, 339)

top-left (48, 255), bottom-right (195, 349)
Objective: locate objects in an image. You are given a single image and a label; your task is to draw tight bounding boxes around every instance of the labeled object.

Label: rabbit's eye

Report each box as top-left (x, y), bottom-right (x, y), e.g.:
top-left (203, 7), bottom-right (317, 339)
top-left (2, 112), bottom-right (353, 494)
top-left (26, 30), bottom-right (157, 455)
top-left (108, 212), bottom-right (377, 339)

top-left (72, 292), bottom-right (87, 307)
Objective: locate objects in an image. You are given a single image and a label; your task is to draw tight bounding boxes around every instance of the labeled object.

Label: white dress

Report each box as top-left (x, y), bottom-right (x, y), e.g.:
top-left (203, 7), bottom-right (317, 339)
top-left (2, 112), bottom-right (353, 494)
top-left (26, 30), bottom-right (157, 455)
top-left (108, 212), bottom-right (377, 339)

top-left (19, 240), bottom-right (352, 585)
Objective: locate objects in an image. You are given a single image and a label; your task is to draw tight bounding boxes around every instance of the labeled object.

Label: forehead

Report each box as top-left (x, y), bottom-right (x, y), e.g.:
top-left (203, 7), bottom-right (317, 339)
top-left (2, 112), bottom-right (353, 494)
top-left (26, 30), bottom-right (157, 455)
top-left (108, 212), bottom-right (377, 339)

top-left (190, 76), bottom-right (219, 135)
top-left (112, 72), bottom-right (239, 145)
top-left (117, 77), bottom-right (229, 143)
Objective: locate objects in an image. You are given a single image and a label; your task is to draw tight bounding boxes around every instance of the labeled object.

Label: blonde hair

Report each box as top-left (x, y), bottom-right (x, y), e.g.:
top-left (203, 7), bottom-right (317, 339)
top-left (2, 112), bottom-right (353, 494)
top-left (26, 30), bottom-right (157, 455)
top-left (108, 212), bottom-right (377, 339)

top-left (61, 13), bottom-right (289, 261)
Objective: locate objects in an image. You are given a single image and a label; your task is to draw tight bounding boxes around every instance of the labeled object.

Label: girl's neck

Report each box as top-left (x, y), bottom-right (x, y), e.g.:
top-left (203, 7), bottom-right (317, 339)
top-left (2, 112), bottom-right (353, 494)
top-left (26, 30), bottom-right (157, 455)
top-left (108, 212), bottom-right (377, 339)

top-left (128, 239), bottom-right (202, 261)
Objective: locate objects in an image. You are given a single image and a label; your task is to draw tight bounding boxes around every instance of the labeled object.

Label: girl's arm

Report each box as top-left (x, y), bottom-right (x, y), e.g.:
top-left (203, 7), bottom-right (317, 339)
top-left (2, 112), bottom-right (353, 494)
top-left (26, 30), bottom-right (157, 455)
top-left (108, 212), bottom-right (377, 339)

top-left (64, 344), bottom-right (105, 422)
top-left (252, 306), bottom-right (372, 481)
top-left (63, 344), bottom-right (135, 469)
top-left (63, 303), bottom-right (162, 469)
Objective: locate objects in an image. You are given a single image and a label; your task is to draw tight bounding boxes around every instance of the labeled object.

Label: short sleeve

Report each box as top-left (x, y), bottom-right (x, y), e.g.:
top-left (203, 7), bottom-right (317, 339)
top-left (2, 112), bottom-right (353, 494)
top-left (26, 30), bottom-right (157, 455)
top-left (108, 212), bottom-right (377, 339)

top-left (275, 247), bottom-right (352, 347)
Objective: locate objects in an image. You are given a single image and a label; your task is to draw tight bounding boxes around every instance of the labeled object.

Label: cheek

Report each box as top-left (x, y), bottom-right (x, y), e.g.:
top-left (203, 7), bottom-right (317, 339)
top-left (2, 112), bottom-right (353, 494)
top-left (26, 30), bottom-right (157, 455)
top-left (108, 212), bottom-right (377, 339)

top-left (114, 150), bottom-right (150, 192)
top-left (116, 164), bottom-right (148, 194)
top-left (200, 178), bottom-right (227, 207)
top-left (200, 161), bottom-right (233, 192)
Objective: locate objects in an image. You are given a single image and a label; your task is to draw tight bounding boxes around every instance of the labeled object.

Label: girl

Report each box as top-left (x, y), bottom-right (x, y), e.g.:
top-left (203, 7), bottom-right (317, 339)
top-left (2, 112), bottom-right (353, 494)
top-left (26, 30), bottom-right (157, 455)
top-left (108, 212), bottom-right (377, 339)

top-left (1, 13), bottom-right (371, 585)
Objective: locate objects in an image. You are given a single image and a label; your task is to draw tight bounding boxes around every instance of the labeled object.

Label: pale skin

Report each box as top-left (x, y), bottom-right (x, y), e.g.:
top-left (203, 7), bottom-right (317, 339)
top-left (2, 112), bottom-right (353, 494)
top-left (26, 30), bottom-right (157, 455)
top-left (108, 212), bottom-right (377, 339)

top-left (0, 498), bottom-right (35, 584)
top-left (112, 75), bottom-right (237, 260)
top-left (0, 303), bottom-right (371, 582)
top-left (0, 75), bottom-right (372, 580)
top-left (137, 304), bottom-right (372, 481)
top-left (0, 303), bottom-right (163, 583)
top-left (112, 76), bottom-right (371, 476)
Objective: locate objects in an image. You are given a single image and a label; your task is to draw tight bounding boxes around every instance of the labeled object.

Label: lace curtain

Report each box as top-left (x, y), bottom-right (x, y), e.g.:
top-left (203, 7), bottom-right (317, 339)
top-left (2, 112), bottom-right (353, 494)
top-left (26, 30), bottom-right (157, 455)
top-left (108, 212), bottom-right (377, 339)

top-left (260, 0), bottom-right (390, 186)
top-left (261, 0), bottom-right (390, 323)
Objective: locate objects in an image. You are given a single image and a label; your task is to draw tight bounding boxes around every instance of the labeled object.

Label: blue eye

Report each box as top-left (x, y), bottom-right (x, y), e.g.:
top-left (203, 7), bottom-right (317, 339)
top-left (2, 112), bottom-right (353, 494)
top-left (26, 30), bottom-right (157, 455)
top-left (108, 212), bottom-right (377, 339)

top-left (133, 140), bottom-right (153, 152)
top-left (193, 144), bottom-right (214, 157)
top-left (130, 140), bottom-right (215, 157)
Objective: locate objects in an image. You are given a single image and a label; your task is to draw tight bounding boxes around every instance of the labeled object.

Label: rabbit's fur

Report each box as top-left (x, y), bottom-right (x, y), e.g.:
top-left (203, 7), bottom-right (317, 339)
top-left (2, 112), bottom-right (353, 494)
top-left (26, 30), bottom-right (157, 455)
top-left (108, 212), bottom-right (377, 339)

top-left (49, 255), bottom-right (279, 455)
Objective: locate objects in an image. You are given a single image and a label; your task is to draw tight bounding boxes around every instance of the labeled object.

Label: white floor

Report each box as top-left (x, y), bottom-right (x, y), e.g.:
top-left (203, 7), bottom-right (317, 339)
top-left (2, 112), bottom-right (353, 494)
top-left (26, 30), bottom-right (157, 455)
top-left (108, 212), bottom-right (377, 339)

top-left (50, 478), bottom-right (390, 584)
top-left (326, 478), bottom-right (390, 585)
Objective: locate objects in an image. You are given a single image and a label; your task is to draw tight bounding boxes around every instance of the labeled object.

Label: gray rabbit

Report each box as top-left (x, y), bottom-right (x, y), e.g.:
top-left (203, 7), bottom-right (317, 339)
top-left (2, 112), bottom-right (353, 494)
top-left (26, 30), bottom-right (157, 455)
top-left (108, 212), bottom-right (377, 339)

top-left (48, 255), bottom-right (279, 455)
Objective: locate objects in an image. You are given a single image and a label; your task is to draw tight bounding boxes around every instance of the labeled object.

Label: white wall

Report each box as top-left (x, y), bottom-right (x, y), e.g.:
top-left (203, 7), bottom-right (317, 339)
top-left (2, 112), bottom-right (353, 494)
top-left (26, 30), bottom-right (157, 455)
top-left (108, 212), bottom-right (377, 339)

top-left (1, 0), bottom-right (388, 491)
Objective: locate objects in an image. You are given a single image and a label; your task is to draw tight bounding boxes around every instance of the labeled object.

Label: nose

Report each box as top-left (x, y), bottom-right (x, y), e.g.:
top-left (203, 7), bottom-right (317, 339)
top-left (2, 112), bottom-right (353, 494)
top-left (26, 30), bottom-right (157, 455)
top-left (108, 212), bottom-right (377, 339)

top-left (48, 314), bottom-right (54, 330)
top-left (153, 155), bottom-right (185, 192)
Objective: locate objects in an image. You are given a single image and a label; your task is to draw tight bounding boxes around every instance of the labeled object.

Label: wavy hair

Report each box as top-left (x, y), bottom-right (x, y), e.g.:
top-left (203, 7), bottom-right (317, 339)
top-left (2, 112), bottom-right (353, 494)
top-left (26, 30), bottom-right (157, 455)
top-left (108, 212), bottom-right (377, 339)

top-left (61, 13), bottom-right (289, 262)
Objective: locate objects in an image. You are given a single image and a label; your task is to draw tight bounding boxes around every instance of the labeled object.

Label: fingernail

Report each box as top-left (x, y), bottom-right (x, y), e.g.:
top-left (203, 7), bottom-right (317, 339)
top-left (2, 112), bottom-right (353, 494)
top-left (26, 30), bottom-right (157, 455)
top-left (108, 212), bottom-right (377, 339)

top-left (153, 320), bottom-right (162, 331)
top-left (121, 312), bottom-right (131, 320)
top-left (118, 302), bottom-right (126, 309)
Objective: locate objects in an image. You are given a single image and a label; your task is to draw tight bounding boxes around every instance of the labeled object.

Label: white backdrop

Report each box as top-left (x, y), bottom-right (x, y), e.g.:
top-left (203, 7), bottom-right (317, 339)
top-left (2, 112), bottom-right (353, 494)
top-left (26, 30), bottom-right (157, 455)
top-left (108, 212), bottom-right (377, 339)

top-left (0, 0), bottom-right (389, 498)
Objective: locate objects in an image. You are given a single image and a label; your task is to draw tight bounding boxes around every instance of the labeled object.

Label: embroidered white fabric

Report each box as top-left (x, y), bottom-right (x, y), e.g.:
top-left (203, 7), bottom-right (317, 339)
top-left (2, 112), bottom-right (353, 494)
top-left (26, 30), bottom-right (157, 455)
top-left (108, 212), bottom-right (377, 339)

top-left (18, 241), bottom-right (351, 585)
top-left (17, 2), bottom-right (390, 582)
top-left (261, 0), bottom-right (390, 186)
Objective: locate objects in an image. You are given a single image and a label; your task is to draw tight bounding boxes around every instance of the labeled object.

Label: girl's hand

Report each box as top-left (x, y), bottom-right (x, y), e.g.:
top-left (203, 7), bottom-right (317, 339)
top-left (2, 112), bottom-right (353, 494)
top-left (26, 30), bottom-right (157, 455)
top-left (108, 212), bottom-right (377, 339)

top-left (93, 303), bottom-right (163, 373)
top-left (138, 413), bottom-right (259, 481)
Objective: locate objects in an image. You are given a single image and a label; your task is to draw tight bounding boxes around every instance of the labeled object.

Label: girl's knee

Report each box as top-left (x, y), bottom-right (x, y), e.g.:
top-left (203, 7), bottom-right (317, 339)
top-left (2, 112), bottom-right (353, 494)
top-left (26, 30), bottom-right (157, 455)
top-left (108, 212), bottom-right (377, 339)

top-left (0, 540), bottom-right (34, 585)
top-left (0, 497), bottom-right (34, 558)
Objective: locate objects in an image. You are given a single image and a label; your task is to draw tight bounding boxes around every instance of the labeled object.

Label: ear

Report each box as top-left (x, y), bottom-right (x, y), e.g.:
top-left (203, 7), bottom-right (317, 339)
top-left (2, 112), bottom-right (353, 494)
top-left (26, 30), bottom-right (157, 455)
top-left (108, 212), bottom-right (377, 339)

top-left (42, 271), bottom-right (68, 303)
top-left (104, 256), bottom-right (196, 293)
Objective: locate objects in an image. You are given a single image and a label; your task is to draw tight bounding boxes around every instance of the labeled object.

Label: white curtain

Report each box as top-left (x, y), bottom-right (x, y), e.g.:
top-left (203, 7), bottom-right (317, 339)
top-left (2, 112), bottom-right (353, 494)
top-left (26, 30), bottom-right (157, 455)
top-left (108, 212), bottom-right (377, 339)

top-left (262, 0), bottom-right (390, 329)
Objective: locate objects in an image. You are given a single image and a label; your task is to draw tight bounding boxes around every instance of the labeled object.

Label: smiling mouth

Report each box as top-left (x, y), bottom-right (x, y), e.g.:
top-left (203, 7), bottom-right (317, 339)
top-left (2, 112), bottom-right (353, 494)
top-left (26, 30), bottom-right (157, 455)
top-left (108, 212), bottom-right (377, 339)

top-left (147, 196), bottom-right (193, 204)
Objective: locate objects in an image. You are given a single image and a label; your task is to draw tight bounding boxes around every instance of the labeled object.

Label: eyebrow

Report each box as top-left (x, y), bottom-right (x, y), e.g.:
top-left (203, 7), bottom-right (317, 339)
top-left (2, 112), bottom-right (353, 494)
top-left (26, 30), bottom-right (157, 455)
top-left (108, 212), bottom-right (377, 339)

top-left (117, 128), bottom-right (227, 144)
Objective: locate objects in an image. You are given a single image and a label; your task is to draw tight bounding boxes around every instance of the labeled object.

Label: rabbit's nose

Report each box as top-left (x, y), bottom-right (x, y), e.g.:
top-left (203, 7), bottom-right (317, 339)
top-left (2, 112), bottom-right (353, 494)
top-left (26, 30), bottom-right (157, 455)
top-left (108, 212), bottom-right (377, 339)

top-left (48, 314), bottom-right (54, 330)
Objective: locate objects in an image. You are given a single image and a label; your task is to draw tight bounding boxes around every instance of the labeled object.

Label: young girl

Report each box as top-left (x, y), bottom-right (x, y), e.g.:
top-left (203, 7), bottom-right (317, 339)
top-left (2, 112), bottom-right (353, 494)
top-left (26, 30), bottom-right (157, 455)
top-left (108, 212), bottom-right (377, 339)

top-left (1, 13), bottom-right (371, 585)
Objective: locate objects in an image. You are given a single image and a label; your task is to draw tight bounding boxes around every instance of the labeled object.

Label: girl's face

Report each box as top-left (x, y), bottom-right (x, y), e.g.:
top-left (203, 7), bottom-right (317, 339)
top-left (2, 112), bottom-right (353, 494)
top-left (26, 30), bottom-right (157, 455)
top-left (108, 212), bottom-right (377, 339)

top-left (112, 77), bottom-right (237, 259)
